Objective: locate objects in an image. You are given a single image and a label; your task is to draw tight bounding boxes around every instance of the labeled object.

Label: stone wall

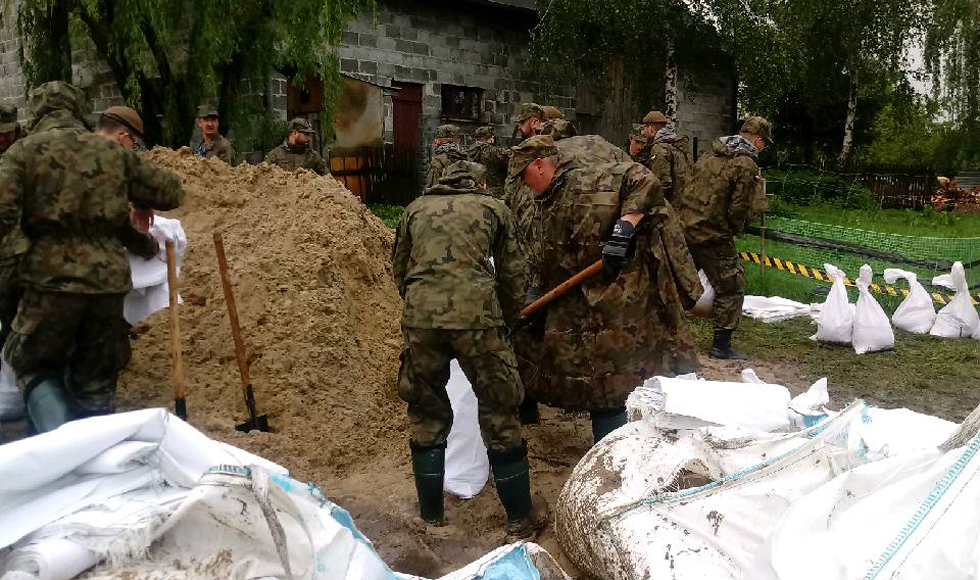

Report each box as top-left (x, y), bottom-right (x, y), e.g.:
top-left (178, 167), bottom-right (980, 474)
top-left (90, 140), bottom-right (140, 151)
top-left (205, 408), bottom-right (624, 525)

top-left (676, 60), bottom-right (738, 158)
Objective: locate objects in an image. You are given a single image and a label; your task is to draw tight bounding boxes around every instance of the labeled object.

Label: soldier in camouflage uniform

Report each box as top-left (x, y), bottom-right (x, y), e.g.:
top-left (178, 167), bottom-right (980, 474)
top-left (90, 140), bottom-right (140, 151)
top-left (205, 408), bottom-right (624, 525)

top-left (0, 104), bottom-right (27, 351)
top-left (0, 81), bottom-right (184, 432)
top-left (0, 104), bottom-right (24, 156)
top-left (392, 160), bottom-right (547, 540)
top-left (424, 124), bottom-right (468, 188)
top-left (264, 117), bottom-right (328, 175)
top-left (677, 116), bottom-right (771, 360)
top-left (192, 104), bottom-right (235, 164)
top-left (466, 126), bottom-right (509, 199)
top-left (642, 110), bottom-right (694, 204)
top-left (512, 135), bottom-right (702, 443)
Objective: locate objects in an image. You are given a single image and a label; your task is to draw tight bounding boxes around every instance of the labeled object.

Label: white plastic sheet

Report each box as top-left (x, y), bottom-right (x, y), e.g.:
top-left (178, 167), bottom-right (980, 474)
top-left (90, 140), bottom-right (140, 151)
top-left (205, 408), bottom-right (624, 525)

top-left (852, 265), bottom-right (894, 354)
top-left (813, 264), bottom-right (854, 345)
top-left (123, 217), bottom-right (186, 325)
top-left (930, 261), bottom-right (980, 338)
top-left (444, 360), bottom-right (489, 499)
top-left (690, 270), bottom-right (714, 318)
top-left (883, 268), bottom-right (936, 333)
top-left (741, 296), bottom-right (812, 323)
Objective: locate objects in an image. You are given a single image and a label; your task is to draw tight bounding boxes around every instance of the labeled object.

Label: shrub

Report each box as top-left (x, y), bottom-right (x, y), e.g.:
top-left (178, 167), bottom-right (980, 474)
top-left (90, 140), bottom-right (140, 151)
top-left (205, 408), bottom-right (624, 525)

top-left (764, 169), bottom-right (877, 210)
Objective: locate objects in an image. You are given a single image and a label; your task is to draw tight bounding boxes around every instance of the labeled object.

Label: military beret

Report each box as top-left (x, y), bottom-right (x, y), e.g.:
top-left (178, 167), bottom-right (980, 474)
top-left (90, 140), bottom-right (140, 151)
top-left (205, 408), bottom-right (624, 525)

top-left (288, 117), bottom-right (315, 134)
top-left (513, 103), bottom-right (545, 124)
top-left (474, 126), bottom-right (495, 140)
top-left (197, 104), bottom-right (219, 118)
top-left (435, 124), bottom-right (460, 139)
top-left (28, 81), bottom-right (90, 130)
top-left (0, 104), bottom-right (17, 133)
top-left (441, 160), bottom-right (487, 186)
top-left (741, 115), bottom-right (773, 143)
top-left (101, 105), bottom-right (145, 137)
top-left (542, 105), bottom-right (564, 120)
top-left (629, 123), bottom-right (648, 143)
top-left (642, 110), bottom-right (668, 125)
top-left (509, 134), bottom-right (558, 178)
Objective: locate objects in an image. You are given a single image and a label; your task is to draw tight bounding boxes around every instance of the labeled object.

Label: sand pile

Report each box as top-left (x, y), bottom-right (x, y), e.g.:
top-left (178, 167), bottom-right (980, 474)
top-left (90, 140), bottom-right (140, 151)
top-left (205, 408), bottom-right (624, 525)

top-left (120, 148), bottom-right (406, 483)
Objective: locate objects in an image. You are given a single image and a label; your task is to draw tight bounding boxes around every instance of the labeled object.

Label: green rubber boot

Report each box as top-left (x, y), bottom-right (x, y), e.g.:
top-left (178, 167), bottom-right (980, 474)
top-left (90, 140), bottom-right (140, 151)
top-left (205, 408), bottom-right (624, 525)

top-left (25, 376), bottom-right (73, 433)
top-left (410, 441), bottom-right (446, 525)
top-left (489, 441), bottom-right (549, 542)
top-left (590, 406), bottom-right (627, 444)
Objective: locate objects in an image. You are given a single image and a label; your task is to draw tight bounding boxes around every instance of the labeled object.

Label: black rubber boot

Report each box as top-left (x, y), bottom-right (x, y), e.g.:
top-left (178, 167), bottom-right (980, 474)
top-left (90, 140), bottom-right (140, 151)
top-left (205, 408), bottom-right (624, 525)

top-left (518, 394), bottom-right (540, 425)
top-left (590, 407), bottom-right (628, 444)
top-left (489, 441), bottom-right (549, 541)
top-left (25, 376), bottom-right (73, 433)
top-left (410, 441), bottom-right (446, 525)
top-left (709, 328), bottom-right (749, 360)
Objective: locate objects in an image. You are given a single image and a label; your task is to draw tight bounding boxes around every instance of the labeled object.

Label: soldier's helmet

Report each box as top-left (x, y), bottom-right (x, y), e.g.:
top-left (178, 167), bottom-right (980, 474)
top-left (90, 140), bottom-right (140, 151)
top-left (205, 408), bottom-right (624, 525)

top-left (0, 104), bottom-right (18, 134)
top-left (101, 106), bottom-right (145, 138)
top-left (28, 81), bottom-right (91, 130)
top-left (440, 160), bottom-right (487, 189)
top-left (741, 115), bottom-right (773, 143)
top-left (642, 110), bottom-right (668, 125)
top-left (542, 105), bottom-right (564, 120)
top-left (629, 124), bottom-right (648, 143)
top-left (435, 124), bottom-right (460, 139)
top-left (513, 103), bottom-right (546, 124)
top-left (474, 126), bottom-right (495, 140)
top-left (288, 117), bottom-right (316, 134)
top-left (509, 134), bottom-right (558, 178)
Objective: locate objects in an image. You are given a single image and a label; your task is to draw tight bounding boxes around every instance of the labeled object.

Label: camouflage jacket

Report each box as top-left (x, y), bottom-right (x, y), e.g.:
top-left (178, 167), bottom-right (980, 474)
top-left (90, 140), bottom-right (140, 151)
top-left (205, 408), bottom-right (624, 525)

top-left (0, 110), bottom-right (183, 294)
top-left (466, 142), bottom-right (509, 200)
top-left (677, 136), bottom-right (767, 245)
top-left (264, 140), bottom-right (328, 175)
top-left (424, 143), bottom-right (468, 188)
top-left (194, 134), bottom-right (235, 164)
top-left (534, 119), bottom-right (577, 141)
top-left (650, 132), bottom-right (693, 204)
top-left (631, 141), bottom-right (672, 200)
top-left (524, 135), bottom-right (701, 411)
top-left (392, 178), bottom-right (527, 330)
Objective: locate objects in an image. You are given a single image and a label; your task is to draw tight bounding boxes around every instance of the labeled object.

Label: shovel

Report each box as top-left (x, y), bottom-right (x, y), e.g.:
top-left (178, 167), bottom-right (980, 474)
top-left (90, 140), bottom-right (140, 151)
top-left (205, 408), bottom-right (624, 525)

top-left (165, 239), bottom-right (187, 420)
top-left (213, 232), bottom-right (269, 433)
top-left (511, 260), bottom-right (604, 336)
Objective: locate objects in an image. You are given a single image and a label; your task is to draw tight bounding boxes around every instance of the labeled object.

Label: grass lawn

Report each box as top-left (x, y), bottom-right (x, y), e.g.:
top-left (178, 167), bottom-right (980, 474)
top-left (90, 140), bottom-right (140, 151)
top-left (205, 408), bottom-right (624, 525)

top-left (767, 202), bottom-right (980, 239)
top-left (370, 204), bottom-right (405, 229)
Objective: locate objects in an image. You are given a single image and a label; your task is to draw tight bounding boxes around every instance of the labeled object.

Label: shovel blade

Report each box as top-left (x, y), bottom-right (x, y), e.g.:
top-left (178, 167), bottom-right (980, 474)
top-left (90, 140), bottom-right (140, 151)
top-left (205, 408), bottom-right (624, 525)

top-left (235, 414), bottom-right (269, 433)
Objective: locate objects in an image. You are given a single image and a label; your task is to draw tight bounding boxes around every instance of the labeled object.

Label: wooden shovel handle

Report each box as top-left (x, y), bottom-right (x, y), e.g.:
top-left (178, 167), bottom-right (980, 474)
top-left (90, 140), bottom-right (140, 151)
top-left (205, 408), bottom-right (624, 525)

top-left (521, 260), bottom-right (604, 318)
top-left (213, 233), bottom-right (251, 390)
top-left (165, 239), bottom-right (185, 400)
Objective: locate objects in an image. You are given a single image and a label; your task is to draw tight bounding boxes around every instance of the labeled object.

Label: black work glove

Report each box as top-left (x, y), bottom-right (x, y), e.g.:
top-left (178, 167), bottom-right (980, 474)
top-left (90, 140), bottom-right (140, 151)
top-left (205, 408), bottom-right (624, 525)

top-left (510, 285), bottom-right (546, 338)
top-left (601, 219), bottom-right (636, 275)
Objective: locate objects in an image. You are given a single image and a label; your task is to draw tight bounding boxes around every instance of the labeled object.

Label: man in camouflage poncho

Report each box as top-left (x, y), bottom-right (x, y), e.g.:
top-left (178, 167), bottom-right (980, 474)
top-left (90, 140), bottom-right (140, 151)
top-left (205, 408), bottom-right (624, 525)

top-left (392, 161), bottom-right (547, 541)
top-left (424, 124), bottom-right (468, 188)
top-left (641, 110), bottom-right (694, 204)
top-left (264, 117), bottom-right (328, 175)
top-left (0, 104), bottom-right (24, 156)
top-left (513, 135), bottom-right (702, 443)
top-left (192, 104), bottom-right (236, 164)
top-left (534, 105), bottom-right (577, 141)
top-left (677, 116), bottom-right (771, 360)
top-left (466, 126), bottom-right (509, 199)
top-left (0, 81), bottom-right (184, 432)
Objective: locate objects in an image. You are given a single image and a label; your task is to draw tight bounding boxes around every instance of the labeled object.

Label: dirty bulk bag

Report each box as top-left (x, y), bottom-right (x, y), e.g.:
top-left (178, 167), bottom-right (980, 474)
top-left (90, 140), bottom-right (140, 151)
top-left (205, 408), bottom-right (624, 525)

top-left (929, 261), bottom-right (979, 338)
top-left (813, 264), bottom-right (854, 344)
top-left (444, 360), bottom-right (490, 498)
top-left (690, 270), bottom-right (714, 318)
top-left (852, 265), bottom-right (894, 354)
top-left (883, 268), bottom-right (936, 334)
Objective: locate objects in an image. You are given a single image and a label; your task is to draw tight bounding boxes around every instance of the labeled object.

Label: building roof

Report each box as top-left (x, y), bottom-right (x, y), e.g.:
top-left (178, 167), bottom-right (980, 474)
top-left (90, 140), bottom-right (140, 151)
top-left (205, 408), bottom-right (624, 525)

top-left (464, 0), bottom-right (536, 11)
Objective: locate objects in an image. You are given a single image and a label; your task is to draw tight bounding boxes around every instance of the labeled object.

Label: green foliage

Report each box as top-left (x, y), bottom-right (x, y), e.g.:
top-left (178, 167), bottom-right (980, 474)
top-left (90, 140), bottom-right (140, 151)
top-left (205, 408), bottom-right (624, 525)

top-left (17, 0), bottom-right (373, 148)
top-left (764, 169), bottom-right (878, 210)
top-left (855, 96), bottom-right (947, 169)
top-left (369, 204), bottom-right (404, 229)
top-left (16, 0), bottom-right (72, 86)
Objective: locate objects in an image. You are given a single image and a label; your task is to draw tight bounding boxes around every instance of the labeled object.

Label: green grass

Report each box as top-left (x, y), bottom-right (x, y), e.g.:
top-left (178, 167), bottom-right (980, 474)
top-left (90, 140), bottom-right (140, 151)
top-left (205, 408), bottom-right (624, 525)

top-left (370, 204), bottom-right (404, 229)
top-left (765, 200), bottom-right (980, 239)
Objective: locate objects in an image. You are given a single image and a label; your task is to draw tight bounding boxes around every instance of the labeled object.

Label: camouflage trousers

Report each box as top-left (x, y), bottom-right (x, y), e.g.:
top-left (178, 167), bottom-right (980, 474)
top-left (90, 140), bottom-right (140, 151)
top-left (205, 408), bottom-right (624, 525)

top-left (397, 326), bottom-right (524, 452)
top-left (5, 290), bottom-right (126, 416)
top-left (0, 261), bottom-right (22, 350)
top-left (688, 239), bottom-right (744, 330)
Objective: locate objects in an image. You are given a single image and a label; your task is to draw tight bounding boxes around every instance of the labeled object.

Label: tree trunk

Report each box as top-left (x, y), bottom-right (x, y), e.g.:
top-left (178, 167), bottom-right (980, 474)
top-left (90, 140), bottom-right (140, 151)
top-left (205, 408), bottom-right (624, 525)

top-left (664, 38), bottom-right (678, 125)
top-left (17, 0), bottom-right (73, 86)
top-left (838, 70), bottom-right (859, 170)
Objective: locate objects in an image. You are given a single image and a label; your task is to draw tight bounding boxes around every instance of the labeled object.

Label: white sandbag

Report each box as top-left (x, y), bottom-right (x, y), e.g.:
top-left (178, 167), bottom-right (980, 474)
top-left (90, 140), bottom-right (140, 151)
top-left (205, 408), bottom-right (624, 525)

top-left (690, 270), bottom-right (714, 318)
top-left (0, 351), bottom-right (23, 421)
top-left (444, 360), bottom-right (489, 499)
top-left (438, 542), bottom-right (571, 580)
top-left (813, 264), bottom-right (854, 344)
top-left (930, 261), bottom-right (979, 338)
top-left (852, 265), bottom-right (894, 354)
top-left (883, 268), bottom-right (936, 333)
top-left (742, 295), bottom-right (812, 323)
top-left (124, 217), bottom-right (186, 325)
top-left (787, 378), bottom-right (831, 429)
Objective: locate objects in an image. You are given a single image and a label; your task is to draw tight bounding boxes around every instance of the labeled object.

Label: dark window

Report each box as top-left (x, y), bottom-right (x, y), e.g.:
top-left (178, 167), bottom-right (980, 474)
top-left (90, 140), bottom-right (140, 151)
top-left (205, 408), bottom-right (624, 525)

top-left (441, 85), bottom-right (483, 122)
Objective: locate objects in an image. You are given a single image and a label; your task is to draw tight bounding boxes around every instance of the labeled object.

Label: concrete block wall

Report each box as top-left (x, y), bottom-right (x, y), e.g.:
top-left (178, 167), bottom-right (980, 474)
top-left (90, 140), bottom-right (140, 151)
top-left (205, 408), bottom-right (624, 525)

top-left (676, 64), bottom-right (737, 158)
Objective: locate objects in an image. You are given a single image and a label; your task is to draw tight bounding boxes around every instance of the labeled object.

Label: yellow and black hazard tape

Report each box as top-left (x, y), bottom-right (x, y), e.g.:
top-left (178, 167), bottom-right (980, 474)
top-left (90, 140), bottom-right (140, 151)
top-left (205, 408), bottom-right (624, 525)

top-left (738, 251), bottom-right (980, 306)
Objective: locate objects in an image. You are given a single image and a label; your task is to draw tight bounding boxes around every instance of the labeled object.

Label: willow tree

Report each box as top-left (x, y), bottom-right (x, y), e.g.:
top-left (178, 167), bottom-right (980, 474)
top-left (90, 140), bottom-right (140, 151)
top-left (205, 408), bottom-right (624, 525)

top-left (17, 0), bottom-right (373, 148)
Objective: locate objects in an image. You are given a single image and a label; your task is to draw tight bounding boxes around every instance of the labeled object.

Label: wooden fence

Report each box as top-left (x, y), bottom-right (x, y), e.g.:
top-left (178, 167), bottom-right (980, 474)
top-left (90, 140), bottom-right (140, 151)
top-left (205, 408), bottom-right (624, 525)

top-left (329, 145), bottom-right (422, 206)
top-left (843, 172), bottom-right (936, 210)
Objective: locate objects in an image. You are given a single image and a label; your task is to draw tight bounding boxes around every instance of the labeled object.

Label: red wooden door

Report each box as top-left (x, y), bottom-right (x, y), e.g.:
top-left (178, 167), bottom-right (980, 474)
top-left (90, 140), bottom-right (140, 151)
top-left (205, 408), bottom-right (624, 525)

top-left (392, 83), bottom-right (422, 152)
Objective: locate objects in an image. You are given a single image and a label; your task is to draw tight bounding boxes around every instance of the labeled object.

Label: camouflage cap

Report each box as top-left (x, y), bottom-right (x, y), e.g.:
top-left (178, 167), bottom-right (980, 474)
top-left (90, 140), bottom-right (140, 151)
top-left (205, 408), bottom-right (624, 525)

top-left (741, 115), bottom-right (773, 143)
top-left (629, 123), bottom-right (648, 143)
top-left (435, 124), bottom-right (460, 139)
top-left (101, 105), bottom-right (145, 137)
top-left (474, 126), bottom-right (495, 140)
top-left (542, 105), bottom-right (564, 120)
top-left (288, 117), bottom-right (315, 134)
top-left (509, 134), bottom-right (557, 178)
top-left (642, 110), bottom-right (668, 125)
top-left (513, 103), bottom-right (545, 124)
top-left (441, 160), bottom-right (487, 187)
top-left (0, 104), bottom-right (17, 133)
top-left (27, 81), bottom-right (89, 129)
top-left (197, 104), bottom-right (219, 118)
